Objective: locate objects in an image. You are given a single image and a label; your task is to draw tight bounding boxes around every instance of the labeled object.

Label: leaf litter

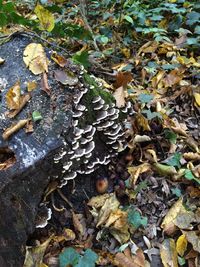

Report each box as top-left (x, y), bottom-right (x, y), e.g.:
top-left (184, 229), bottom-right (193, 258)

top-left (0, 1), bottom-right (200, 266)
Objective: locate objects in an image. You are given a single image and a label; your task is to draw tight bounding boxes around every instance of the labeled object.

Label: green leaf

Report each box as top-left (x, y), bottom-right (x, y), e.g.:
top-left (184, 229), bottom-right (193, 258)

top-left (72, 51), bottom-right (91, 69)
top-left (165, 153), bottom-right (181, 168)
top-left (128, 208), bottom-right (147, 229)
top-left (138, 94), bottom-right (153, 104)
top-left (59, 247), bottom-right (80, 267)
top-left (142, 109), bottom-right (162, 120)
top-left (164, 129), bottom-right (177, 144)
top-left (75, 249), bottom-right (98, 267)
top-left (153, 163), bottom-right (177, 176)
top-left (32, 111), bottom-right (42, 122)
top-left (178, 256), bottom-right (186, 266)
top-left (124, 15), bottom-right (134, 24)
top-left (184, 170), bottom-right (200, 185)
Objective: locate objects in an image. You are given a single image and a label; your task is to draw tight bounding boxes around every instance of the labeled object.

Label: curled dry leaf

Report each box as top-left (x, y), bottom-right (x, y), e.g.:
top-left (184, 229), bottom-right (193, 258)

top-left (133, 135), bottom-right (151, 143)
top-left (71, 211), bottom-right (84, 237)
top-left (2, 119), bottom-right (30, 140)
top-left (183, 152), bottom-right (200, 162)
top-left (23, 43), bottom-right (48, 75)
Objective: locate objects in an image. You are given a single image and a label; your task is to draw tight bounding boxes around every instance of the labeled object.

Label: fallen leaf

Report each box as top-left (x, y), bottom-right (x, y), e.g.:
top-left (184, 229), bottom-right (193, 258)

top-left (160, 239), bottom-right (179, 267)
top-left (23, 43), bottom-right (48, 75)
top-left (51, 52), bottom-right (67, 67)
top-left (24, 236), bottom-right (53, 267)
top-left (128, 163), bottom-right (151, 186)
top-left (176, 234), bottom-right (188, 256)
top-left (113, 86), bottom-right (126, 108)
top-left (114, 71), bottom-right (133, 88)
top-left (161, 198), bottom-right (196, 234)
top-left (6, 81), bottom-right (21, 110)
top-left (182, 231), bottom-right (200, 253)
top-left (96, 193), bottom-right (120, 227)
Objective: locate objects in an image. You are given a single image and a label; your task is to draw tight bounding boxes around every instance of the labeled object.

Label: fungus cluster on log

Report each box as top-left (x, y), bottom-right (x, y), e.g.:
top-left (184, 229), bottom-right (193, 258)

top-left (50, 63), bottom-right (135, 191)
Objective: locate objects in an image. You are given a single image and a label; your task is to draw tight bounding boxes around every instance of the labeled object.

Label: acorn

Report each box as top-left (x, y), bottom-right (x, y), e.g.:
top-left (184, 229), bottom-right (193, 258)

top-left (96, 177), bottom-right (108, 194)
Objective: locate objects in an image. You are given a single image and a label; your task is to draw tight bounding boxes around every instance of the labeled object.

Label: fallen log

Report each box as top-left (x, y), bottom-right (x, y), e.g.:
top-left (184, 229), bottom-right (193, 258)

top-left (0, 34), bottom-right (132, 266)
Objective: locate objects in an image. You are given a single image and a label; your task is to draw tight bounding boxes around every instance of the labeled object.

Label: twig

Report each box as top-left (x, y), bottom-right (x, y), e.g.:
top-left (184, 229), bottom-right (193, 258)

top-left (57, 188), bottom-right (73, 208)
top-left (0, 30), bottom-right (71, 55)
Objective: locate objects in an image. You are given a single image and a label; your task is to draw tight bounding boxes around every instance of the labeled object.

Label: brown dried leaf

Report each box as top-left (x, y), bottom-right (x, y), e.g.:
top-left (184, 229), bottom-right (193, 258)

top-left (8, 94), bottom-right (31, 118)
top-left (114, 71), bottom-right (133, 88)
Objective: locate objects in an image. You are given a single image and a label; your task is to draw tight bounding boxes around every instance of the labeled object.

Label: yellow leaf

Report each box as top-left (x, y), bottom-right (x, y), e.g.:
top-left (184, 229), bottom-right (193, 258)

top-left (23, 43), bottom-right (49, 75)
top-left (176, 234), bottom-right (187, 256)
top-left (34, 4), bottom-right (55, 32)
top-left (160, 239), bottom-right (178, 267)
top-left (161, 198), bottom-right (196, 234)
top-left (96, 193), bottom-right (120, 227)
top-left (27, 81), bottom-right (37, 92)
top-left (194, 92), bottom-right (200, 107)
top-left (6, 81), bottom-right (21, 110)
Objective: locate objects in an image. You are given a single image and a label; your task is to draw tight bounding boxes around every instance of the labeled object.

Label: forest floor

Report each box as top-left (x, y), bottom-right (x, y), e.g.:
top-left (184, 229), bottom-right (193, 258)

top-left (1, 1), bottom-right (200, 267)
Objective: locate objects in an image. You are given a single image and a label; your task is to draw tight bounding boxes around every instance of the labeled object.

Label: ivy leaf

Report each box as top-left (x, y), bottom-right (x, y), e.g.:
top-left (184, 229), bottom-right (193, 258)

top-left (164, 129), bottom-right (177, 144)
top-left (165, 153), bottom-right (181, 168)
top-left (138, 93), bottom-right (154, 104)
top-left (59, 247), bottom-right (79, 267)
top-left (128, 208), bottom-right (147, 229)
top-left (72, 51), bottom-right (91, 69)
top-left (184, 170), bottom-right (200, 185)
top-left (75, 249), bottom-right (98, 267)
